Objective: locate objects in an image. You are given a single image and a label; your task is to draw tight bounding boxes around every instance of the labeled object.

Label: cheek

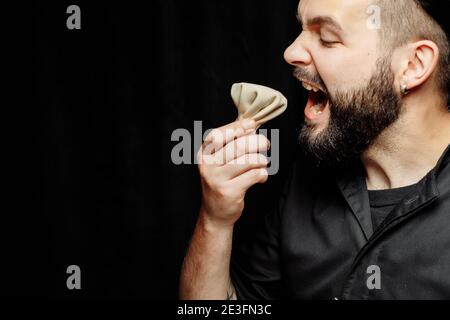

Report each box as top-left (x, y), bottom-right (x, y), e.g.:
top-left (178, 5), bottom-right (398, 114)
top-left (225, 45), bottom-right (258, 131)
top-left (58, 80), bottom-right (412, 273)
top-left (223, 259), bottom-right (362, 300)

top-left (314, 48), bottom-right (378, 92)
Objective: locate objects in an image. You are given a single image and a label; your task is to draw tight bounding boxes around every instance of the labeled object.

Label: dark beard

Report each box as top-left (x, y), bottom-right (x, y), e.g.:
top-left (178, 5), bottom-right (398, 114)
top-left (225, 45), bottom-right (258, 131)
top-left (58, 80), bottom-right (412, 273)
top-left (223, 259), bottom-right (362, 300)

top-left (298, 56), bottom-right (402, 169)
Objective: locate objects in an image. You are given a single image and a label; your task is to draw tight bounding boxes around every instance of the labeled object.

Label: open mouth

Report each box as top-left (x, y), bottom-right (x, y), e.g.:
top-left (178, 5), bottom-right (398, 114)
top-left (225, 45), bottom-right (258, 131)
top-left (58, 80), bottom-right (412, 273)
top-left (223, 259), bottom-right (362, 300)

top-left (302, 81), bottom-right (330, 121)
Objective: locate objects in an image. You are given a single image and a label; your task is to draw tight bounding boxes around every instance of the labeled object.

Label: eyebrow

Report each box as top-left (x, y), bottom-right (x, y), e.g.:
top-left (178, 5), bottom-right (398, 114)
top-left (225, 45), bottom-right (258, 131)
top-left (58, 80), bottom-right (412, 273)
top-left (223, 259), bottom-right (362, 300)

top-left (296, 13), bottom-right (344, 33)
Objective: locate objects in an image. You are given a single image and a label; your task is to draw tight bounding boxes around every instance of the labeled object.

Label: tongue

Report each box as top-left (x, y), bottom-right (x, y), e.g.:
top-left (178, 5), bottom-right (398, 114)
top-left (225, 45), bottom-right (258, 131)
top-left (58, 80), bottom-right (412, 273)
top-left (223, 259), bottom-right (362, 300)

top-left (305, 91), bottom-right (327, 120)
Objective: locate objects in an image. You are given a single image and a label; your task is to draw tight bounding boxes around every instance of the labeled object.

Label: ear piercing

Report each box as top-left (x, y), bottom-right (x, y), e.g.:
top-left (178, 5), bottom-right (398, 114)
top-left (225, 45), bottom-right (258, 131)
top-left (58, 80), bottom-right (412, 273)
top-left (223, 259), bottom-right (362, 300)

top-left (400, 78), bottom-right (409, 96)
top-left (400, 83), bottom-right (409, 96)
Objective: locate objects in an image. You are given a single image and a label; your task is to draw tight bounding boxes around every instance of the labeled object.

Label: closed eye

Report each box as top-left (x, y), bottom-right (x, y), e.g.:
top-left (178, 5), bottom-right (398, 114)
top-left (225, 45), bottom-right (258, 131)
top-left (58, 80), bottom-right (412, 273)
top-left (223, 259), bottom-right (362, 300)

top-left (320, 39), bottom-right (340, 47)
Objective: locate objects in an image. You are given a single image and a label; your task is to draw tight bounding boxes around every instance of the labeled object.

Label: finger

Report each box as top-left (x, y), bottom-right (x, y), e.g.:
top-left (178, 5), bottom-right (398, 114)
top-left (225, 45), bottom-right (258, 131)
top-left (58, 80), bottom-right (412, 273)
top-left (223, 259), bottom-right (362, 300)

top-left (214, 134), bottom-right (270, 165)
top-left (229, 168), bottom-right (269, 192)
top-left (203, 119), bottom-right (257, 154)
top-left (218, 153), bottom-right (269, 180)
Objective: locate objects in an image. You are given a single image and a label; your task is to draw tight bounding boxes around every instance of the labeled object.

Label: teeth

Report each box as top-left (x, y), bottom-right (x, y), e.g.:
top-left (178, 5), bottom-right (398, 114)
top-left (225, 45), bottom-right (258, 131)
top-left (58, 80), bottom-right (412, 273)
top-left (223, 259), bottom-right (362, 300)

top-left (302, 82), bottom-right (313, 91)
top-left (302, 81), bottom-right (321, 92)
top-left (312, 103), bottom-right (324, 114)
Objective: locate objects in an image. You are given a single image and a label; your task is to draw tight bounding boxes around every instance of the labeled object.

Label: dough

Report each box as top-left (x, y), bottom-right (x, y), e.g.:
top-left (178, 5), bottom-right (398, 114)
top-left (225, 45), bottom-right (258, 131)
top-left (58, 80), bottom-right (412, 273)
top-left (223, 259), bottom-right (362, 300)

top-left (231, 83), bottom-right (288, 128)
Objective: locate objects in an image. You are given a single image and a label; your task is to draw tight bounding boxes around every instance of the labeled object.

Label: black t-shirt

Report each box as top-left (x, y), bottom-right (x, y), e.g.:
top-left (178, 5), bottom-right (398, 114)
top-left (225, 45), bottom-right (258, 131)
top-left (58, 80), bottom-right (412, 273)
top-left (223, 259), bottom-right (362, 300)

top-left (368, 184), bottom-right (418, 231)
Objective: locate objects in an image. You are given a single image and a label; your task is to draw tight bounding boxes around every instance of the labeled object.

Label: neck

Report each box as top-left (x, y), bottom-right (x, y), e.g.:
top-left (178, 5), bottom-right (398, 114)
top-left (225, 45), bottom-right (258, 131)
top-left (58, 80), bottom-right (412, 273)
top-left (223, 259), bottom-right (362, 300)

top-left (362, 96), bottom-right (450, 191)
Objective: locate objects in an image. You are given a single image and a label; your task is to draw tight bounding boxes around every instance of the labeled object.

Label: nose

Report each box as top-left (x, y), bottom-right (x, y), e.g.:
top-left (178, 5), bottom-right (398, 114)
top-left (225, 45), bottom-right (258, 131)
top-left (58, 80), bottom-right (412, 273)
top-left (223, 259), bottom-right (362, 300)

top-left (284, 33), bottom-right (312, 67)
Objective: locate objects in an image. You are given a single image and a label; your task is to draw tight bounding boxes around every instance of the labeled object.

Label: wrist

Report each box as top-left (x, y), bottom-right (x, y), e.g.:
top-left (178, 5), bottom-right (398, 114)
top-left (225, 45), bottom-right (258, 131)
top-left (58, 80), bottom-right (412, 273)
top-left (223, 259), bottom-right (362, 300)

top-left (198, 207), bottom-right (235, 234)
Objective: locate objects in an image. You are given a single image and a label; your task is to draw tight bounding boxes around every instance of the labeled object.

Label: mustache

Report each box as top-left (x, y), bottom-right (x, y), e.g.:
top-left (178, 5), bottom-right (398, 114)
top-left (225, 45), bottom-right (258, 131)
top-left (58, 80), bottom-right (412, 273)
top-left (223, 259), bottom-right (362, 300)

top-left (293, 67), bottom-right (327, 93)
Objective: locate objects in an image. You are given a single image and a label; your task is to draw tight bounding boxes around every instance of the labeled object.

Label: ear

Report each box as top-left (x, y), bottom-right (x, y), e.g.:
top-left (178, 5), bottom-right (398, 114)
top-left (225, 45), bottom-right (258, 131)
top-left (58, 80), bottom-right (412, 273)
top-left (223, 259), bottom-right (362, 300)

top-left (393, 40), bottom-right (440, 94)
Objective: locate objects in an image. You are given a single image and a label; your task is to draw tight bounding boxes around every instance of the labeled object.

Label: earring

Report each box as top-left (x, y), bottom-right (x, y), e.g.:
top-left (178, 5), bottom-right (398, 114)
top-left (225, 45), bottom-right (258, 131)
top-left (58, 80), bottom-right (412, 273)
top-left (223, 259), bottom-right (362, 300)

top-left (400, 82), bottom-right (409, 96)
top-left (400, 75), bottom-right (409, 95)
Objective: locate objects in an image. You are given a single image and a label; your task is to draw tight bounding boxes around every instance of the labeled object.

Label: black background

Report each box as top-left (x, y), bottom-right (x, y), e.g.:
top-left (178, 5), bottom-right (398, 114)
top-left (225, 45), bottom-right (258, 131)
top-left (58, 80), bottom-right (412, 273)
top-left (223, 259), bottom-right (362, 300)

top-left (29, 0), bottom-right (307, 299)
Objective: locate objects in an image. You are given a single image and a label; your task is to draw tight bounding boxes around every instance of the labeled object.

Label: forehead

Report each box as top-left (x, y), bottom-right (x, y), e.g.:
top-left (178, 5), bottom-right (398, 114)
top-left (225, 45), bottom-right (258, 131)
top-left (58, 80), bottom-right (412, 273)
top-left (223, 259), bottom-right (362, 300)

top-left (298, 0), bottom-right (370, 29)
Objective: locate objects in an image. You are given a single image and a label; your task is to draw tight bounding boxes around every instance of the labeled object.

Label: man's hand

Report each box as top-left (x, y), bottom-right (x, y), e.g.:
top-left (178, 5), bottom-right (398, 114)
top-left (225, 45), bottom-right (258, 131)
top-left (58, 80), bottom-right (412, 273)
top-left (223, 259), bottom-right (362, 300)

top-left (197, 119), bottom-right (271, 228)
top-left (180, 119), bottom-right (270, 299)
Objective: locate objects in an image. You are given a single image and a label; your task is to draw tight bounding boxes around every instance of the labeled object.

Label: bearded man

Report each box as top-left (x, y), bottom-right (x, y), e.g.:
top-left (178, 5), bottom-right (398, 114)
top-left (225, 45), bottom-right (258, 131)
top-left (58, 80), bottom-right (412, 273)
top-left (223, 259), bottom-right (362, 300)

top-left (180, 0), bottom-right (450, 300)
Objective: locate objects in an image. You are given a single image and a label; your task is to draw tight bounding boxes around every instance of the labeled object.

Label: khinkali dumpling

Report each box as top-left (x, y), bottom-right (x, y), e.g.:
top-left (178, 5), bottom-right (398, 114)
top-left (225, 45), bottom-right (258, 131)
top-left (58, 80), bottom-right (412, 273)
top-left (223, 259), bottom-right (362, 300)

top-left (231, 83), bottom-right (288, 128)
